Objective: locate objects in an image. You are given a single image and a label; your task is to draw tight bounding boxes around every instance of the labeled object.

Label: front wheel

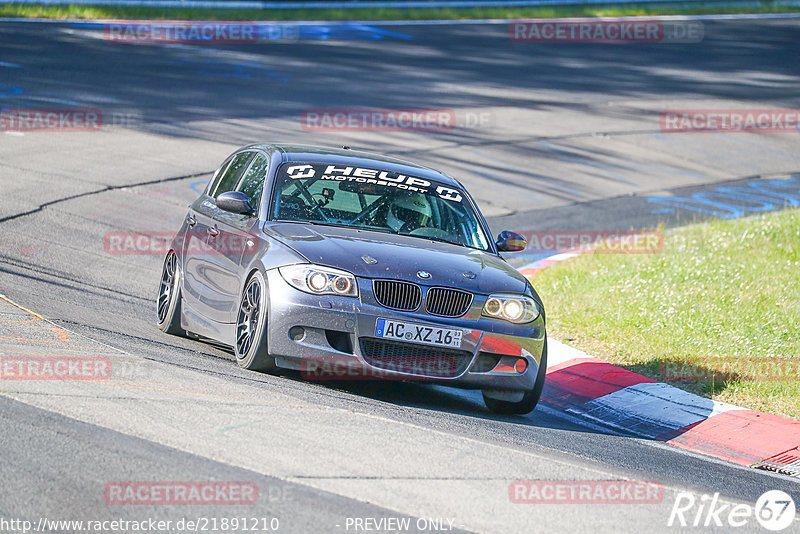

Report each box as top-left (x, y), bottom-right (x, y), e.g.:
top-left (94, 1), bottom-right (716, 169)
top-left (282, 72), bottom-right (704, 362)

top-left (483, 338), bottom-right (547, 415)
top-left (235, 271), bottom-right (276, 372)
top-left (156, 251), bottom-right (186, 336)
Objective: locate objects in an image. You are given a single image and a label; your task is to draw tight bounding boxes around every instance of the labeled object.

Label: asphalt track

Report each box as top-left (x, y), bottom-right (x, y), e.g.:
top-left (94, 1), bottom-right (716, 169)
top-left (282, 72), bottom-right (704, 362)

top-left (1, 16), bottom-right (800, 533)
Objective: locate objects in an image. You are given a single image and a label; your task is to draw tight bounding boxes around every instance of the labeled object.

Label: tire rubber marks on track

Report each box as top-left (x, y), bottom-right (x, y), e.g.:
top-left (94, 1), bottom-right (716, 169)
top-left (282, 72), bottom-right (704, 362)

top-left (538, 141), bottom-right (639, 188)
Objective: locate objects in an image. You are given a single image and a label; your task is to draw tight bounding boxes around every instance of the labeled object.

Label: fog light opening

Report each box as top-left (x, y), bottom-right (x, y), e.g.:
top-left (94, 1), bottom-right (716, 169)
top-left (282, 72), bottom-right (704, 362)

top-left (289, 326), bottom-right (305, 342)
top-left (515, 358), bottom-right (528, 373)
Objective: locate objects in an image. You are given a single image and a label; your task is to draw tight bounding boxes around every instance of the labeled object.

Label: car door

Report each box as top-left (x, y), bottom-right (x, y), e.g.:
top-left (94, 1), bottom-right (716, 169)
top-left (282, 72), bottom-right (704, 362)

top-left (182, 150), bottom-right (256, 325)
top-left (180, 155), bottom-right (233, 318)
top-left (214, 151), bottom-right (269, 322)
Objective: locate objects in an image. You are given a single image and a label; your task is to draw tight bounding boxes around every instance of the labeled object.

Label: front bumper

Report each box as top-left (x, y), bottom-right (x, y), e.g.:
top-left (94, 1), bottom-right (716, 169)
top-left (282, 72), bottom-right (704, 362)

top-left (265, 269), bottom-right (546, 391)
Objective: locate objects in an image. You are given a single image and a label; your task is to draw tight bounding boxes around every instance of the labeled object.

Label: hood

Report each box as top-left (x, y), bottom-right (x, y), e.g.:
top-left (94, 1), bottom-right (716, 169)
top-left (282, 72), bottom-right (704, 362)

top-left (264, 222), bottom-right (527, 295)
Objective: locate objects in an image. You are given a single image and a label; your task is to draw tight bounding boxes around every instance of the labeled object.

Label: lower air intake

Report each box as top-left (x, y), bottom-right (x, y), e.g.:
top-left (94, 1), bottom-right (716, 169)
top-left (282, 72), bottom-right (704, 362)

top-left (359, 338), bottom-right (472, 378)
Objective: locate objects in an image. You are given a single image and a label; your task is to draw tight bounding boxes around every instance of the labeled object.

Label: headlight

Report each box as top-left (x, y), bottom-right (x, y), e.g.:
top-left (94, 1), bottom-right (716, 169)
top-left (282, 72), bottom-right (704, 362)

top-left (482, 293), bottom-right (539, 323)
top-left (279, 264), bottom-right (358, 297)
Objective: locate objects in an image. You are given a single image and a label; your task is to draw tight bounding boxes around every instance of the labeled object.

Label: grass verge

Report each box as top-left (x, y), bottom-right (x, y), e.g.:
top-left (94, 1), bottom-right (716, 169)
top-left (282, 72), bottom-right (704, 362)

top-left (0, 2), bottom-right (799, 21)
top-left (530, 208), bottom-right (800, 419)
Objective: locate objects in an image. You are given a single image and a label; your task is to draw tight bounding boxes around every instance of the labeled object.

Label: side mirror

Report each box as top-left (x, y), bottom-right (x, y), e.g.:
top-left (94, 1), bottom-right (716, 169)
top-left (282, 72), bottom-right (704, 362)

top-left (216, 191), bottom-right (254, 215)
top-left (495, 230), bottom-right (527, 253)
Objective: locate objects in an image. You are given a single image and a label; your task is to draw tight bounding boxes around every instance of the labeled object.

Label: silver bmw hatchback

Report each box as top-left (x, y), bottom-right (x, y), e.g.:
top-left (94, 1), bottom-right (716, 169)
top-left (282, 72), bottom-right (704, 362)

top-left (157, 144), bottom-right (547, 414)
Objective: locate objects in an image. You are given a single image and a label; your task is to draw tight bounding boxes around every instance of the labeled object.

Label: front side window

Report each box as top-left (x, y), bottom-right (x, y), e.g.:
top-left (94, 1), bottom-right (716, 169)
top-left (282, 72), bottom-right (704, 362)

top-left (210, 151), bottom-right (255, 198)
top-left (271, 162), bottom-right (491, 251)
top-left (236, 153), bottom-right (269, 210)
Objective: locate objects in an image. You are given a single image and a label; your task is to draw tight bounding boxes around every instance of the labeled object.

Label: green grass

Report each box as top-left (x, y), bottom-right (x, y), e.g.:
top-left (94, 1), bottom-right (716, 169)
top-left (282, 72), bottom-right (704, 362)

top-left (1, 2), bottom-right (799, 21)
top-left (531, 209), bottom-right (800, 419)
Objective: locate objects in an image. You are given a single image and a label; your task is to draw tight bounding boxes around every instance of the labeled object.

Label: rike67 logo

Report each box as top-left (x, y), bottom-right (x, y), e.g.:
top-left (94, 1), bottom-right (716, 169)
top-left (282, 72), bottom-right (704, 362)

top-left (668, 490), bottom-right (795, 531)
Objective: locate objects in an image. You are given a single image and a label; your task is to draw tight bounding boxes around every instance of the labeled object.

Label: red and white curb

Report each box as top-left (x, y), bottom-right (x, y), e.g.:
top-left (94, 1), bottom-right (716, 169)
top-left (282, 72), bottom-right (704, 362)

top-left (521, 259), bottom-right (800, 474)
top-left (518, 251), bottom-right (581, 276)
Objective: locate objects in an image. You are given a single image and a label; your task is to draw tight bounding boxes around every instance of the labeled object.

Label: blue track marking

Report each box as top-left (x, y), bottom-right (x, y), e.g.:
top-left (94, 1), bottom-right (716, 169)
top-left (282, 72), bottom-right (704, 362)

top-left (343, 23), bottom-right (413, 39)
top-left (647, 177), bottom-right (800, 219)
top-left (294, 22), bottom-right (412, 39)
top-left (68, 21), bottom-right (412, 41)
top-left (0, 84), bottom-right (24, 98)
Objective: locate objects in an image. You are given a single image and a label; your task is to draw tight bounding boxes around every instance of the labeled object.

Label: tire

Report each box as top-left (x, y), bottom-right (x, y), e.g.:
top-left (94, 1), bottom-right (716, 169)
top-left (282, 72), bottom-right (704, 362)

top-left (156, 250), bottom-right (187, 336)
top-left (483, 338), bottom-right (548, 415)
top-left (234, 271), bottom-right (277, 372)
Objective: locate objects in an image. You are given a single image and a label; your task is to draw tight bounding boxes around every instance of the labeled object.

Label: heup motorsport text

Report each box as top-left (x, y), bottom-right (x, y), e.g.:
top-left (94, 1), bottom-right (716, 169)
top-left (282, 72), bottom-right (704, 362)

top-left (285, 164), bottom-right (464, 202)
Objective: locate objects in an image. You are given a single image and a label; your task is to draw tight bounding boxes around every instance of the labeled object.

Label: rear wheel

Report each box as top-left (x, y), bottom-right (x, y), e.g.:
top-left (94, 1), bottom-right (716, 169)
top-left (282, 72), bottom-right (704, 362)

top-left (483, 338), bottom-right (547, 415)
top-left (235, 271), bottom-right (276, 372)
top-left (156, 251), bottom-right (186, 336)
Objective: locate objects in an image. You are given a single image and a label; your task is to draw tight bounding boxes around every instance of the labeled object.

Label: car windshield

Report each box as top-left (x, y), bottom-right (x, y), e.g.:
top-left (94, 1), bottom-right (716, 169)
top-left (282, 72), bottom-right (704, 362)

top-left (271, 162), bottom-right (491, 251)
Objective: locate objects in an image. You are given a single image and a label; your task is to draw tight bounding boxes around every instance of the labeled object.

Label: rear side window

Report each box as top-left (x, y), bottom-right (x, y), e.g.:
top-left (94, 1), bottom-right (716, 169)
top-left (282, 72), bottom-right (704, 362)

top-left (236, 153), bottom-right (269, 211)
top-left (211, 152), bottom-right (255, 198)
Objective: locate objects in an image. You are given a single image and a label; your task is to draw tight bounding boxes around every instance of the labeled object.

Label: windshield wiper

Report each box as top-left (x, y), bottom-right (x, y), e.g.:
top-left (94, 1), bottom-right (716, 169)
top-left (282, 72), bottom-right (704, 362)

top-left (397, 232), bottom-right (462, 248)
top-left (273, 220), bottom-right (393, 235)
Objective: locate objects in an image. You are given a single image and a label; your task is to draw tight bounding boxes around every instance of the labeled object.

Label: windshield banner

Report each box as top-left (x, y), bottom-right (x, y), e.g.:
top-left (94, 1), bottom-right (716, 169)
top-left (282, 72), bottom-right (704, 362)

top-left (281, 163), bottom-right (464, 202)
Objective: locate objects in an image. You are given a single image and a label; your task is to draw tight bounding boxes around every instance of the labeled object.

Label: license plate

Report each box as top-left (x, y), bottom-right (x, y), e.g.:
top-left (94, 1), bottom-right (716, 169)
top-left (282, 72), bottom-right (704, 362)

top-left (374, 319), bottom-right (463, 349)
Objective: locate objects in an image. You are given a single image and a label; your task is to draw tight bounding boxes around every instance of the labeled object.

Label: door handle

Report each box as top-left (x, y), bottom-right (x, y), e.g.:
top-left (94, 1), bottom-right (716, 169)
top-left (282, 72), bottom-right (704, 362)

top-left (186, 214), bottom-right (197, 227)
top-left (207, 226), bottom-right (220, 237)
